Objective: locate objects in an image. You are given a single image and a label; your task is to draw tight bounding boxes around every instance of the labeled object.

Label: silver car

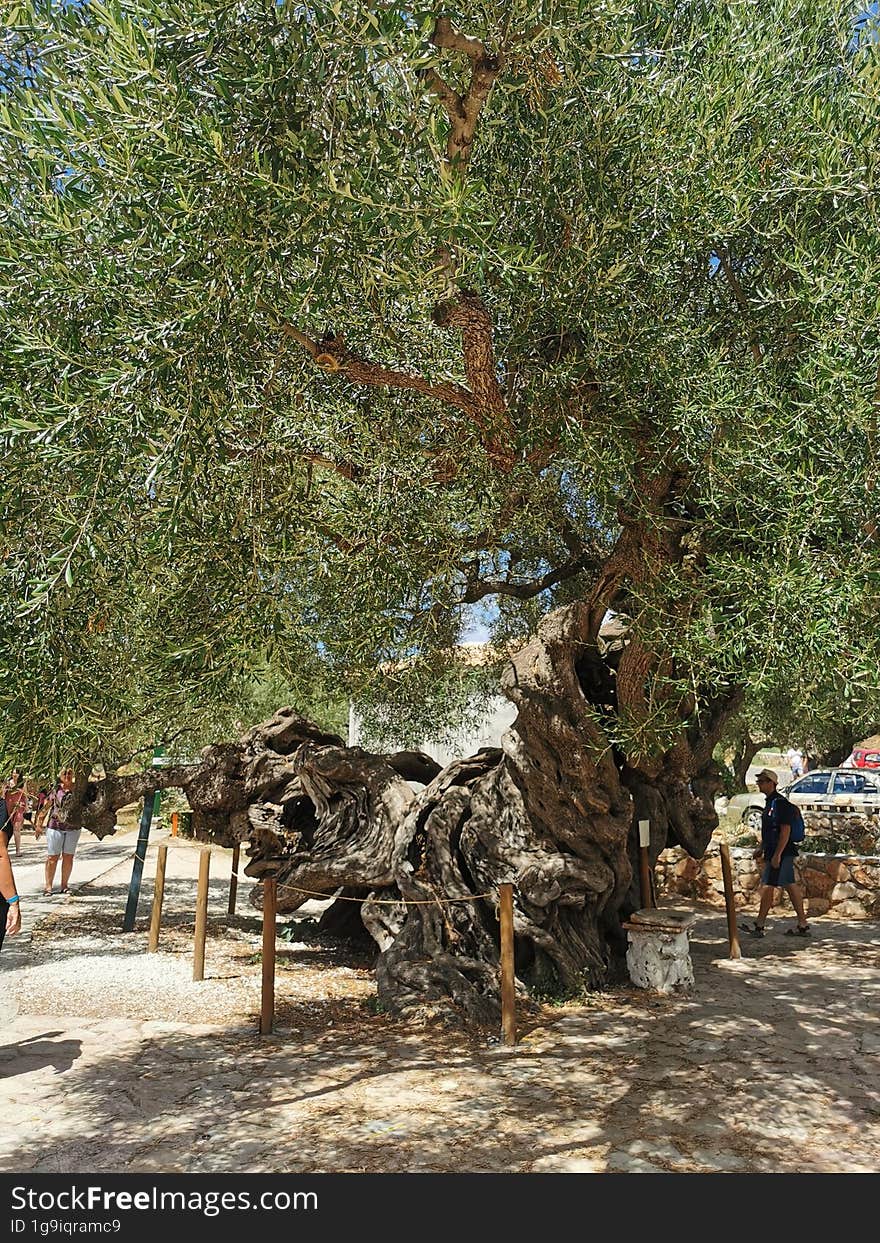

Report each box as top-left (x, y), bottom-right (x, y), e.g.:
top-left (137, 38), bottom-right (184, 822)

top-left (727, 768), bottom-right (880, 834)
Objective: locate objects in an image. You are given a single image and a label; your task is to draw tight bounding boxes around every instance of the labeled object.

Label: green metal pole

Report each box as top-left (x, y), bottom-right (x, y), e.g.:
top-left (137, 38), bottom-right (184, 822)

top-left (122, 791), bottom-right (159, 932)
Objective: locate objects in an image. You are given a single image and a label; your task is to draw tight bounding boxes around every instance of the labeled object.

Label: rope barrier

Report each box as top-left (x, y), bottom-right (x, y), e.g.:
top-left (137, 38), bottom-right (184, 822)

top-left (133, 846), bottom-right (496, 905)
top-left (131, 833), bottom-right (519, 1044)
top-left (270, 878), bottom-right (495, 906)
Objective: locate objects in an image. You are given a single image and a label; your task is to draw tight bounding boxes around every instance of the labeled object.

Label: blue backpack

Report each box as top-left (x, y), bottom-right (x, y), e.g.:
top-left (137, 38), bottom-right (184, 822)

top-left (771, 797), bottom-right (805, 844)
top-left (790, 805), bottom-right (806, 843)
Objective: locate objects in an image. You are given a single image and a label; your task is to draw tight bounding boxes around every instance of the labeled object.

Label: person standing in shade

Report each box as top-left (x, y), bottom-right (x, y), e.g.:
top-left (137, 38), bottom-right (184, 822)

top-left (784, 747), bottom-right (805, 779)
top-left (746, 768), bottom-right (810, 938)
top-left (0, 801), bottom-right (22, 950)
top-left (41, 768), bottom-right (80, 896)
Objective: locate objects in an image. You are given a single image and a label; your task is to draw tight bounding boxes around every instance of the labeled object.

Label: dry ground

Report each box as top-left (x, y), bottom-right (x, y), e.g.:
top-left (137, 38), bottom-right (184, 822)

top-left (1, 833), bottom-right (879, 1174)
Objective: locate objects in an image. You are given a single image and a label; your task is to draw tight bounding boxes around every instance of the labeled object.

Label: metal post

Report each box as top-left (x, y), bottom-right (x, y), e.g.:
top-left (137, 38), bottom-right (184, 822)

top-left (499, 882), bottom-right (516, 1047)
top-left (193, 849), bottom-right (210, 981)
top-left (228, 843), bottom-right (240, 917)
top-left (148, 844), bottom-right (168, 952)
top-left (260, 879), bottom-right (277, 1036)
top-left (638, 819), bottom-right (655, 910)
top-left (719, 841), bottom-right (742, 959)
top-left (122, 792), bottom-right (158, 932)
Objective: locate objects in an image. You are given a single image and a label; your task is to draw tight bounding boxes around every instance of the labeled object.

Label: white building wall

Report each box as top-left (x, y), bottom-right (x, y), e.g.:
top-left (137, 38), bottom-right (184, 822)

top-left (348, 695), bottom-right (518, 771)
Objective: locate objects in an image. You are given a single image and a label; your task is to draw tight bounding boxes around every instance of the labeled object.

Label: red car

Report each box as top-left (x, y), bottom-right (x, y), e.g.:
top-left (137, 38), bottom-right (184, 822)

top-left (852, 735), bottom-right (880, 769)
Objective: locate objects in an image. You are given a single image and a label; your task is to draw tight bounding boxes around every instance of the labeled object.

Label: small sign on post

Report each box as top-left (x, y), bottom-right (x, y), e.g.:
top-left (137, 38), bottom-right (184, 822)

top-left (193, 849), bottom-right (210, 981)
top-left (260, 879), bottom-right (277, 1036)
top-left (499, 882), bottom-right (516, 1047)
top-left (638, 819), bottom-right (655, 910)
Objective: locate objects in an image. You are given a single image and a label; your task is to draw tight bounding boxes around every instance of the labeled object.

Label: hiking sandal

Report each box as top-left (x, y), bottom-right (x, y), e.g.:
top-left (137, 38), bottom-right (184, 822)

top-left (785, 925), bottom-right (811, 937)
top-left (740, 922), bottom-right (765, 938)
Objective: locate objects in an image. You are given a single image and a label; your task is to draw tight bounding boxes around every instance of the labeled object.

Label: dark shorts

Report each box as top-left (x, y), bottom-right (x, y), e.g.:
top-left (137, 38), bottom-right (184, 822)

top-left (762, 857), bottom-right (796, 886)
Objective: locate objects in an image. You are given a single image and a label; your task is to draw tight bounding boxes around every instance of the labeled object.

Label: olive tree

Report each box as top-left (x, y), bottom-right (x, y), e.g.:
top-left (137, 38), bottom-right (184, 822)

top-left (1, 1), bottom-right (879, 1021)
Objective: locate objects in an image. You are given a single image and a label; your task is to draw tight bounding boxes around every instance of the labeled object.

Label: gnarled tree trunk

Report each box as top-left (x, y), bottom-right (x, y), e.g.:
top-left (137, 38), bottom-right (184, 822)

top-left (66, 601), bottom-right (737, 1027)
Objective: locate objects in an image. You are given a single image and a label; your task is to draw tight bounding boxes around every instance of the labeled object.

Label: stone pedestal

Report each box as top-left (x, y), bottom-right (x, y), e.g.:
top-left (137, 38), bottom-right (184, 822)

top-left (625, 907), bottom-right (695, 993)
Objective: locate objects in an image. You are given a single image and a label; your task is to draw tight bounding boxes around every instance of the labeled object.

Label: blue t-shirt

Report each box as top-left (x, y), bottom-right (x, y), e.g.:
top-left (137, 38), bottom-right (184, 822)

top-left (761, 794), bottom-right (799, 857)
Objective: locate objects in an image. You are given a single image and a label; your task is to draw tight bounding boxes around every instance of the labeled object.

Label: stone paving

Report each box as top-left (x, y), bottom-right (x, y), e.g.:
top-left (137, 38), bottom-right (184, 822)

top-left (1, 840), bottom-right (879, 1173)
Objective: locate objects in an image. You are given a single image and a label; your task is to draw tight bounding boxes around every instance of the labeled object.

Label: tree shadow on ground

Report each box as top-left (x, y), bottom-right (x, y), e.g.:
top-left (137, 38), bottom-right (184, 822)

top-left (514, 911), bottom-right (880, 1172)
top-left (0, 1032), bottom-right (82, 1079)
top-left (5, 909), bottom-right (878, 1173)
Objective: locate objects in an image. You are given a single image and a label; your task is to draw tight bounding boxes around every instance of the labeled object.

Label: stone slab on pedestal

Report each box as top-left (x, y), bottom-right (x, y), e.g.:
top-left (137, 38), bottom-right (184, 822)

top-left (629, 907), bottom-right (695, 931)
top-left (626, 907), bottom-right (695, 993)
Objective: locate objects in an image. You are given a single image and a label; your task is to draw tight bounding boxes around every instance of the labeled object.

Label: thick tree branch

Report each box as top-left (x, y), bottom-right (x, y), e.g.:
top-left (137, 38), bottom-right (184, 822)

top-left (421, 21), bottom-right (512, 466)
top-left (423, 67), bottom-right (462, 125)
top-left (263, 23), bottom-right (518, 474)
top-left (432, 290), bottom-right (507, 417)
top-left (277, 322), bottom-right (516, 472)
top-left (459, 548), bottom-right (595, 604)
top-left (584, 466), bottom-right (684, 635)
top-left (729, 723), bottom-right (771, 788)
top-left (432, 16), bottom-right (486, 59)
top-left (277, 322), bottom-right (479, 417)
top-left (383, 751), bottom-right (444, 785)
top-left (688, 688), bottom-right (746, 769)
top-left (275, 321), bottom-right (318, 358)
top-left (428, 16), bottom-right (503, 169)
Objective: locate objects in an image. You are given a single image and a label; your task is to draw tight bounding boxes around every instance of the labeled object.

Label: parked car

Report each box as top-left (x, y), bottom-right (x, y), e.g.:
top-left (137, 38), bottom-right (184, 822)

top-left (852, 735), bottom-right (880, 770)
top-left (727, 768), bottom-right (880, 834)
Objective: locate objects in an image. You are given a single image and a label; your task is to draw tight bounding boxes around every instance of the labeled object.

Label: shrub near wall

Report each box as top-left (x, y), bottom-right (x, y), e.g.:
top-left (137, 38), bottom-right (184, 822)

top-left (656, 842), bottom-right (880, 919)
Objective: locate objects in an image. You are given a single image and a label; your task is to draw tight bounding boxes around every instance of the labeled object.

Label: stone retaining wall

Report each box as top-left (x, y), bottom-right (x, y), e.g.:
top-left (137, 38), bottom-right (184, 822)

top-left (656, 841), bottom-right (880, 919)
top-left (800, 809), bottom-right (879, 856)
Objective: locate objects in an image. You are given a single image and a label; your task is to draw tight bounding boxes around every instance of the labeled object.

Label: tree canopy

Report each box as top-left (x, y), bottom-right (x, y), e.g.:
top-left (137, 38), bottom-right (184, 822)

top-left (2, 0), bottom-right (879, 775)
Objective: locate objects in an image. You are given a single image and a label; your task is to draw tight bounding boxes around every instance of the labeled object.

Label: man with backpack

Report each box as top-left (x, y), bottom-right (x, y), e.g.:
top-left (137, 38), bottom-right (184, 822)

top-left (745, 768), bottom-right (811, 938)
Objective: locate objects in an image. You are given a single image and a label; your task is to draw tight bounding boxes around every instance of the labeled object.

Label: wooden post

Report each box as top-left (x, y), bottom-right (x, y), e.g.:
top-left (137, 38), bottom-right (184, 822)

top-left (638, 819), bottom-right (655, 910)
top-left (719, 840), bottom-right (742, 959)
top-left (122, 792), bottom-right (159, 932)
top-left (499, 882), bottom-right (516, 1047)
top-left (148, 844), bottom-right (168, 953)
top-left (171, 811), bottom-right (179, 838)
top-left (260, 879), bottom-right (277, 1036)
top-left (228, 843), bottom-right (240, 917)
top-left (192, 849), bottom-right (210, 981)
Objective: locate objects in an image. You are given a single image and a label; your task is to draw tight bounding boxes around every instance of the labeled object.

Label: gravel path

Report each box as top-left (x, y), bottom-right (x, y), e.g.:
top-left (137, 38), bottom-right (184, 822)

top-left (3, 834), bottom-right (372, 1026)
